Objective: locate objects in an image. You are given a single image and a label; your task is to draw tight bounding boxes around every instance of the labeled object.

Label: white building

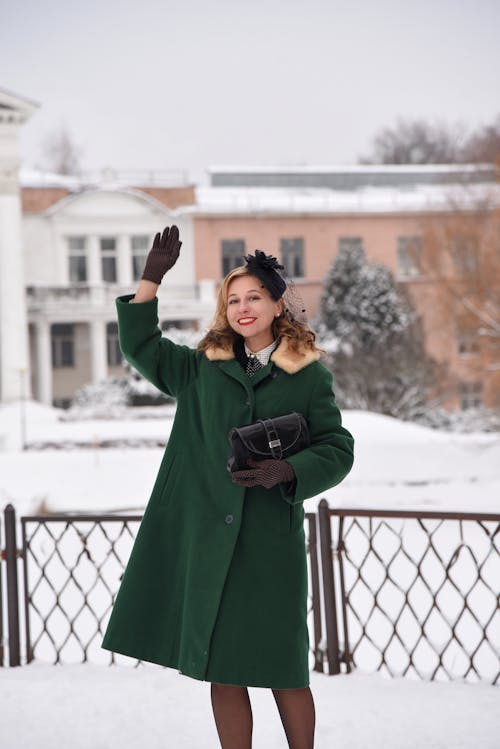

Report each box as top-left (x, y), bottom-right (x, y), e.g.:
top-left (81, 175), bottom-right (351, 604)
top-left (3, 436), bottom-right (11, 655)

top-left (22, 174), bottom-right (216, 407)
top-left (0, 88), bottom-right (38, 405)
top-left (0, 87), bottom-right (215, 407)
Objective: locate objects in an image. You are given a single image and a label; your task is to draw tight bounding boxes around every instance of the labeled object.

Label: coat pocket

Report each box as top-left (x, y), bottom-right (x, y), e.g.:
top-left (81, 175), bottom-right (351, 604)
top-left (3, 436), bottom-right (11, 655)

top-left (155, 453), bottom-right (178, 511)
top-left (279, 502), bottom-right (294, 535)
top-left (279, 501), bottom-right (304, 535)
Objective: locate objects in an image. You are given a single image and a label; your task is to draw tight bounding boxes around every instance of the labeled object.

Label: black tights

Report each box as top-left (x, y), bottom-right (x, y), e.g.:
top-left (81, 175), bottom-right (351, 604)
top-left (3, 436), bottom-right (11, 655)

top-left (210, 682), bottom-right (315, 749)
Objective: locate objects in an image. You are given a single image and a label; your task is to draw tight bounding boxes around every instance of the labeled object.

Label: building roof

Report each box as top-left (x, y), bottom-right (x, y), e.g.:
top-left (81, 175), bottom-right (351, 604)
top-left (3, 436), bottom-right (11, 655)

top-left (19, 165), bottom-right (500, 216)
top-left (20, 169), bottom-right (196, 213)
top-left (208, 164), bottom-right (497, 190)
top-left (0, 87), bottom-right (39, 124)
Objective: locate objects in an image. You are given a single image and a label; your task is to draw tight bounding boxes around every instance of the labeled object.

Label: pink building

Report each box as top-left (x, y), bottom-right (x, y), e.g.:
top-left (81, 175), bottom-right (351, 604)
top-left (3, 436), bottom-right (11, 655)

top-left (193, 165), bottom-right (500, 411)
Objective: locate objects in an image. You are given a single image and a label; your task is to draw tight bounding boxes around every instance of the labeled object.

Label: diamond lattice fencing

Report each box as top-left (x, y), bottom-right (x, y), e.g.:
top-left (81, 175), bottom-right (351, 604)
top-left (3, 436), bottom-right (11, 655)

top-left (1, 506), bottom-right (322, 672)
top-left (318, 501), bottom-right (500, 685)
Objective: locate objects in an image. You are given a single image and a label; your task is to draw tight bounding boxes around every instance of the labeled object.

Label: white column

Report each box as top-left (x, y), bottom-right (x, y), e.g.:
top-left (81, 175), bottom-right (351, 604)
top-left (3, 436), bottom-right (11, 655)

top-left (0, 90), bottom-right (38, 404)
top-left (0, 195), bottom-right (30, 402)
top-left (36, 319), bottom-right (53, 405)
top-left (90, 319), bottom-right (107, 383)
top-left (87, 235), bottom-right (101, 285)
top-left (117, 234), bottom-right (132, 286)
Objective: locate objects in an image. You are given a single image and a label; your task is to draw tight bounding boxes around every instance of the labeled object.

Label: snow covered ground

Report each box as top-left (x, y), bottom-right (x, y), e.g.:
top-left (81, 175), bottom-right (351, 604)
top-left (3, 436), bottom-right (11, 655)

top-left (0, 400), bottom-right (498, 516)
top-left (0, 400), bottom-right (499, 747)
top-left (1, 661), bottom-right (499, 749)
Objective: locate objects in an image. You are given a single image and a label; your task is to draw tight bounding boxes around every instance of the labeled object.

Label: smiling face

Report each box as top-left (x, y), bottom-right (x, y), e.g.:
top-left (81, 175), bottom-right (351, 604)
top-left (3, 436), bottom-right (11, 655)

top-left (226, 274), bottom-right (284, 351)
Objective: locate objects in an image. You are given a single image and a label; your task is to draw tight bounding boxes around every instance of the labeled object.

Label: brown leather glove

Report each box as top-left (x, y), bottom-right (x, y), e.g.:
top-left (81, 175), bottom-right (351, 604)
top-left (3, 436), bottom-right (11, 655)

top-left (231, 457), bottom-right (295, 489)
top-left (141, 225), bottom-right (182, 284)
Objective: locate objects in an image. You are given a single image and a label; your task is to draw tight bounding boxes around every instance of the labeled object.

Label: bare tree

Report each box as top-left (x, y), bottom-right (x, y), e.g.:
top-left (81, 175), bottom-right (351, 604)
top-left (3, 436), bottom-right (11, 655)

top-left (462, 115), bottom-right (500, 165)
top-left (360, 114), bottom-right (500, 166)
top-left (416, 191), bottom-right (500, 409)
top-left (359, 117), bottom-right (467, 164)
top-left (39, 123), bottom-right (83, 175)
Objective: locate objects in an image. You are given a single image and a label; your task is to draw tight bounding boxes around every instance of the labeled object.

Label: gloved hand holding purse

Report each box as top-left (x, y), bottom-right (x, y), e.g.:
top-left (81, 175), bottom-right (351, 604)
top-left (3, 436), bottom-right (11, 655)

top-left (231, 457), bottom-right (295, 489)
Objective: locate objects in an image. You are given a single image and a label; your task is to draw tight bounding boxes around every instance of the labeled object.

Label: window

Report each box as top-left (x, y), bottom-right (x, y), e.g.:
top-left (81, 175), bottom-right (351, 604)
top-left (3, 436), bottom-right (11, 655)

top-left (68, 236), bottom-right (87, 283)
top-left (131, 235), bottom-right (150, 281)
top-left (451, 236), bottom-right (479, 274)
top-left (338, 236), bottom-right (364, 254)
top-left (100, 237), bottom-right (117, 282)
top-left (106, 322), bottom-right (122, 366)
top-left (221, 239), bottom-right (246, 276)
top-left (280, 238), bottom-right (304, 277)
top-left (457, 331), bottom-right (479, 356)
top-left (456, 318), bottom-right (479, 356)
top-left (397, 236), bottom-right (423, 278)
top-left (51, 324), bottom-right (74, 368)
top-left (459, 382), bottom-right (483, 410)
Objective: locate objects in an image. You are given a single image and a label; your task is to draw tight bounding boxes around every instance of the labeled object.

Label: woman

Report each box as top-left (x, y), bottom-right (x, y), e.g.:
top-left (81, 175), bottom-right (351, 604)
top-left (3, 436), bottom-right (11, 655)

top-left (101, 225), bottom-right (354, 749)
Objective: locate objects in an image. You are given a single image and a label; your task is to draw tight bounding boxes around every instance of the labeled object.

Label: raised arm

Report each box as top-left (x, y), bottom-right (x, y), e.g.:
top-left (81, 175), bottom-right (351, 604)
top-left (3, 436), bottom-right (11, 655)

top-left (117, 225), bottom-right (200, 396)
top-left (130, 225), bottom-right (182, 303)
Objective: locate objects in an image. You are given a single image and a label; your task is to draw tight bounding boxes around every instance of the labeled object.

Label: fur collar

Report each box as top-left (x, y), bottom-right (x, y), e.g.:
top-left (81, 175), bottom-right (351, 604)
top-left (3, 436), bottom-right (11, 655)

top-left (204, 336), bottom-right (321, 375)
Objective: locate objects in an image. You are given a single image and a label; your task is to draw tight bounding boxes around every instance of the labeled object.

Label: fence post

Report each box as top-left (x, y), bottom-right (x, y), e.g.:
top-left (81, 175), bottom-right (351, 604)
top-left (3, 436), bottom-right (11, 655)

top-left (318, 499), bottom-right (341, 674)
top-left (306, 513), bottom-right (323, 672)
top-left (4, 505), bottom-right (21, 666)
top-left (0, 515), bottom-right (3, 666)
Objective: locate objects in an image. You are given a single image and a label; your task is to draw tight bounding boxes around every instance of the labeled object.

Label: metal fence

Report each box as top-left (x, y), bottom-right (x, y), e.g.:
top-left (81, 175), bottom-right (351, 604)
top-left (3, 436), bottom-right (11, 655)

top-left (0, 504), bottom-right (322, 672)
top-left (20, 510), bottom-right (142, 666)
top-left (318, 501), bottom-right (500, 685)
top-left (1, 501), bottom-right (499, 685)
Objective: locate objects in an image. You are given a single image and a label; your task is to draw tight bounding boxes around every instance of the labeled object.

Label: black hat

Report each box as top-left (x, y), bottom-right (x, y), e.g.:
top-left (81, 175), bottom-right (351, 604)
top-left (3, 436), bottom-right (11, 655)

top-left (243, 249), bottom-right (287, 301)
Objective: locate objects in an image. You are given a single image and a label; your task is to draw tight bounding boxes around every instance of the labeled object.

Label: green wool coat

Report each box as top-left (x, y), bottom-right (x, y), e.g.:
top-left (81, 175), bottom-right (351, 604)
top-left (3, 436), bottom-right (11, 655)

top-left (101, 293), bottom-right (354, 688)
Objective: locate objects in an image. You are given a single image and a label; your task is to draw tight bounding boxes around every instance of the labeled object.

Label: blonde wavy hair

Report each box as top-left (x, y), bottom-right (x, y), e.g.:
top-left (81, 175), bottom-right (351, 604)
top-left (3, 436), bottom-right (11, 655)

top-left (197, 266), bottom-right (325, 357)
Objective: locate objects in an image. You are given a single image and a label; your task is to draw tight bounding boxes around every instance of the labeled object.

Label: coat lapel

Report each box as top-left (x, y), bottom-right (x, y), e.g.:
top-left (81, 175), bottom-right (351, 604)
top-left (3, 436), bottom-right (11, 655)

top-left (217, 358), bottom-right (275, 389)
top-left (217, 359), bottom-right (250, 389)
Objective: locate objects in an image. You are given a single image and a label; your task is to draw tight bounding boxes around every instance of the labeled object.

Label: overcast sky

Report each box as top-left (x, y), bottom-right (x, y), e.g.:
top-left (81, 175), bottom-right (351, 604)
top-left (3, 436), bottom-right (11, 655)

top-left (2, 0), bottom-right (499, 183)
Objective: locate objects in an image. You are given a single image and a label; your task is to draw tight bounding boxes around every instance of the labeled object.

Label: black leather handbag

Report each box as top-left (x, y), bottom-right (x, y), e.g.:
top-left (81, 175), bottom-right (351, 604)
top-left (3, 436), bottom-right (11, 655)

top-left (227, 412), bottom-right (310, 473)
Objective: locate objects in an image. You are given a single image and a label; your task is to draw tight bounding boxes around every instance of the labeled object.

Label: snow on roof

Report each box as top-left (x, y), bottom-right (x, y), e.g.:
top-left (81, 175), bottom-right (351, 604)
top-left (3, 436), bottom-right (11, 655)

top-left (208, 163), bottom-right (495, 175)
top-left (20, 167), bottom-right (190, 190)
top-left (19, 167), bottom-right (500, 216)
top-left (20, 168), bottom-right (82, 190)
top-left (195, 181), bottom-right (500, 215)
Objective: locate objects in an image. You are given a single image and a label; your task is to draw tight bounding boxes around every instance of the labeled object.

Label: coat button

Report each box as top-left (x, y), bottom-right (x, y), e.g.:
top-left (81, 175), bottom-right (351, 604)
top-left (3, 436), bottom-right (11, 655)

top-left (225, 514), bottom-right (234, 524)
top-left (245, 399), bottom-right (251, 406)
